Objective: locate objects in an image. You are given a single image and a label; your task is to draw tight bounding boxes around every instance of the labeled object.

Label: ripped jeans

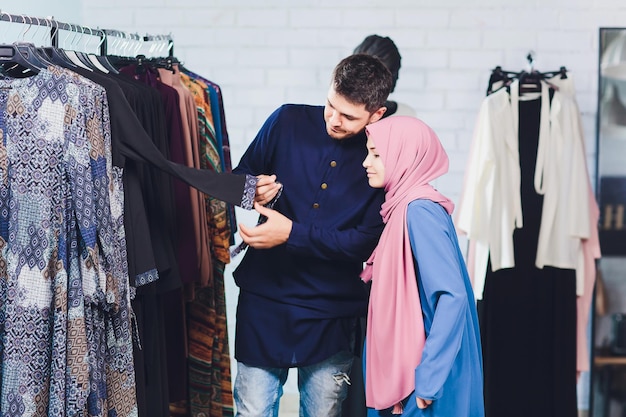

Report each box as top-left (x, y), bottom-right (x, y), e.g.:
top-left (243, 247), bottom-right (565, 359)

top-left (234, 350), bottom-right (354, 417)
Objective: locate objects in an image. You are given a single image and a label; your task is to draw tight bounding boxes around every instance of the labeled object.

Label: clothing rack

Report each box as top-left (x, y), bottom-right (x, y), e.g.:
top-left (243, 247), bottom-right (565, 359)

top-left (0, 10), bottom-right (173, 57)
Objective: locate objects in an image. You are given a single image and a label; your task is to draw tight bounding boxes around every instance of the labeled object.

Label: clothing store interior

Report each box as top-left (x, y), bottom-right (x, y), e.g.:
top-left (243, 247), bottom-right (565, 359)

top-left (1, 1), bottom-right (626, 417)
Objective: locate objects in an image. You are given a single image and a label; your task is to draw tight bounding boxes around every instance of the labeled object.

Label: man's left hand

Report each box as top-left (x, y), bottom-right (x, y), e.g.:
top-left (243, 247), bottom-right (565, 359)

top-left (239, 202), bottom-right (293, 249)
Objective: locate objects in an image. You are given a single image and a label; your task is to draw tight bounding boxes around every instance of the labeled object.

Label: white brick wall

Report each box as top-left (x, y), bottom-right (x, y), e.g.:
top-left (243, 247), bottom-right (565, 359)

top-left (0, 0), bottom-right (619, 407)
top-left (75, 0), bottom-right (623, 201)
top-left (77, 0), bottom-right (626, 399)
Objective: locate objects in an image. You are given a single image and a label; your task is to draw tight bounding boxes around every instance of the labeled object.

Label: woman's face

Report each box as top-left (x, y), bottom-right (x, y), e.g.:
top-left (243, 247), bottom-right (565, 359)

top-left (362, 137), bottom-right (385, 188)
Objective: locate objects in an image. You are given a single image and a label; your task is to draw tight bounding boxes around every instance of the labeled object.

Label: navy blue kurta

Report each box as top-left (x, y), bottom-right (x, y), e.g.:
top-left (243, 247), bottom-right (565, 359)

top-left (233, 104), bottom-right (385, 367)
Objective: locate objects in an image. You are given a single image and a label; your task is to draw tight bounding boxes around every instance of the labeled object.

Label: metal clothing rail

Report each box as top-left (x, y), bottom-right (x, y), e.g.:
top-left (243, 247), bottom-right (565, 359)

top-left (0, 10), bottom-right (173, 57)
top-left (102, 29), bottom-right (174, 58)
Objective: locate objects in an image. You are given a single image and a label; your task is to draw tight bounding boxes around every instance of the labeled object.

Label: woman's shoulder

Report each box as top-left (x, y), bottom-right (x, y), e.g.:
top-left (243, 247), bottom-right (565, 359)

top-left (407, 199), bottom-right (452, 232)
top-left (408, 199), bottom-right (447, 213)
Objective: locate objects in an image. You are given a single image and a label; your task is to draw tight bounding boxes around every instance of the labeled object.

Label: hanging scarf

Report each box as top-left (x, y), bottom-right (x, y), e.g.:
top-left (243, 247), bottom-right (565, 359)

top-left (362, 116), bottom-right (454, 413)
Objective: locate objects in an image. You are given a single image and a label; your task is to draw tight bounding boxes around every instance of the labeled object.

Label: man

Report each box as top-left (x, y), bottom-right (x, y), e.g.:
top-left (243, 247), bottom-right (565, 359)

top-left (231, 53), bottom-right (392, 417)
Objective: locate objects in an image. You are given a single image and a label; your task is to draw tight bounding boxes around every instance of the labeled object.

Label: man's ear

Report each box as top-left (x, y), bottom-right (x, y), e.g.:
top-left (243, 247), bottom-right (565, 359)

top-left (369, 106), bottom-right (388, 124)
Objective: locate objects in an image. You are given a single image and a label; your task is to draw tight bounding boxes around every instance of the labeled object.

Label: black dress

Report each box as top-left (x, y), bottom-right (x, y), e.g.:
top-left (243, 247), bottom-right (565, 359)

top-left (478, 95), bottom-right (578, 417)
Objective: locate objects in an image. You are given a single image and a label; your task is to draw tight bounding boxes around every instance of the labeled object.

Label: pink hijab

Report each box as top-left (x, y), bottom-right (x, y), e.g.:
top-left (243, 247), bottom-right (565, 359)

top-left (362, 116), bottom-right (454, 413)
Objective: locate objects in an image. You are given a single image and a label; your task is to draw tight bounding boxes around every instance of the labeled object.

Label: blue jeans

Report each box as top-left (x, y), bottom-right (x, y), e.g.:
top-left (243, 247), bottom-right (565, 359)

top-left (234, 350), bottom-right (354, 417)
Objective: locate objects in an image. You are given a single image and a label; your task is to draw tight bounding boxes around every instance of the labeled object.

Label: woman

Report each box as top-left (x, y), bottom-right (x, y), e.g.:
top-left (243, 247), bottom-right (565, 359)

top-left (343, 36), bottom-right (418, 417)
top-left (361, 116), bottom-right (484, 416)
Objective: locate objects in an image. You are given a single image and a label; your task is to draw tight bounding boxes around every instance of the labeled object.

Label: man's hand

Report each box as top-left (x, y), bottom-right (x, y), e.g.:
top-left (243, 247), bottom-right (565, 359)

top-left (255, 174), bottom-right (281, 206)
top-left (416, 398), bottom-right (432, 409)
top-left (239, 202), bottom-right (293, 249)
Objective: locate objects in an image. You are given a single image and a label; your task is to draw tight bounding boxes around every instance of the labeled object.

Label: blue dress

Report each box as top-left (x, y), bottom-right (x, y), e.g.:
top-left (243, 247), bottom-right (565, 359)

top-left (366, 200), bottom-right (484, 417)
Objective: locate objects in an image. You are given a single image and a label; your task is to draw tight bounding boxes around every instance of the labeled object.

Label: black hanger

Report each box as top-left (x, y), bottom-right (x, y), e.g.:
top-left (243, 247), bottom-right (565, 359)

top-left (89, 31), bottom-right (119, 74)
top-left (73, 50), bottom-right (98, 69)
top-left (39, 17), bottom-right (79, 70)
top-left (487, 66), bottom-right (516, 95)
top-left (42, 46), bottom-right (78, 69)
top-left (135, 54), bottom-right (147, 74)
top-left (0, 15), bottom-right (47, 75)
top-left (520, 66), bottom-right (568, 94)
top-left (516, 52), bottom-right (543, 94)
top-left (488, 62), bottom-right (568, 97)
top-left (153, 56), bottom-right (178, 73)
top-left (539, 66), bottom-right (568, 80)
top-left (95, 55), bottom-right (120, 74)
top-left (518, 70), bottom-right (543, 94)
top-left (16, 42), bottom-right (52, 67)
top-left (0, 43), bottom-right (42, 77)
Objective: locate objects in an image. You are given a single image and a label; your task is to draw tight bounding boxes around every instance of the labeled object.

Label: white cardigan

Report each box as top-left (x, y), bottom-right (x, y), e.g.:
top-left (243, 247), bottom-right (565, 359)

top-left (456, 76), bottom-right (593, 299)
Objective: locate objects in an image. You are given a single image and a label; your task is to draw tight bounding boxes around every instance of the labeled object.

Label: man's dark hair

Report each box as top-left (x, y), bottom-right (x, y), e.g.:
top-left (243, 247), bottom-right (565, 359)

top-left (353, 35), bottom-right (401, 93)
top-left (331, 53), bottom-right (393, 113)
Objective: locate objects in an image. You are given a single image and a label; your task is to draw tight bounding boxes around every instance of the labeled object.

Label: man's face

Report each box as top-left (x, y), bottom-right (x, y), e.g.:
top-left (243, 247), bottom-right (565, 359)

top-left (323, 86), bottom-right (385, 140)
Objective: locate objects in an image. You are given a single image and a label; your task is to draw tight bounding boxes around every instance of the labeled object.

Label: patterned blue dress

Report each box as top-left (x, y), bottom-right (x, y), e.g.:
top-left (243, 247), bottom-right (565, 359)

top-left (0, 66), bottom-right (136, 417)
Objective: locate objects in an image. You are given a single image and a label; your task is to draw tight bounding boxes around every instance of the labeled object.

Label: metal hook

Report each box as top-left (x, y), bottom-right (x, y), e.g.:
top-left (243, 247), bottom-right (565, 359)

top-left (107, 30), bottom-right (118, 55)
top-left (134, 32), bottom-right (143, 56)
top-left (115, 31), bottom-right (124, 56)
top-left (526, 50), bottom-right (536, 72)
top-left (41, 17), bottom-right (51, 46)
top-left (108, 30), bottom-right (118, 55)
top-left (70, 24), bottom-right (82, 50)
top-left (153, 34), bottom-right (161, 56)
top-left (0, 11), bottom-right (10, 43)
top-left (70, 23), bottom-right (79, 50)
top-left (115, 30), bottom-right (124, 55)
top-left (62, 22), bottom-right (73, 48)
top-left (51, 17), bottom-right (60, 48)
top-left (84, 26), bottom-right (94, 53)
top-left (146, 34), bottom-right (155, 56)
top-left (160, 35), bottom-right (167, 56)
top-left (158, 35), bottom-right (166, 57)
top-left (117, 31), bottom-right (126, 56)
top-left (30, 16), bottom-right (43, 45)
top-left (19, 14), bottom-right (31, 41)
top-left (97, 28), bottom-right (106, 54)
top-left (122, 31), bottom-right (132, 56)
top-left (87, 27), bottom-right (97, 53)
top-left (167, 34), bottom-right (174, 57)
top-left (161, 33), bottom-right (168, 56)
top-left (133, 33), bottom-right (140, 56)
top-left (28, 16), bottom-right (44, 46)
